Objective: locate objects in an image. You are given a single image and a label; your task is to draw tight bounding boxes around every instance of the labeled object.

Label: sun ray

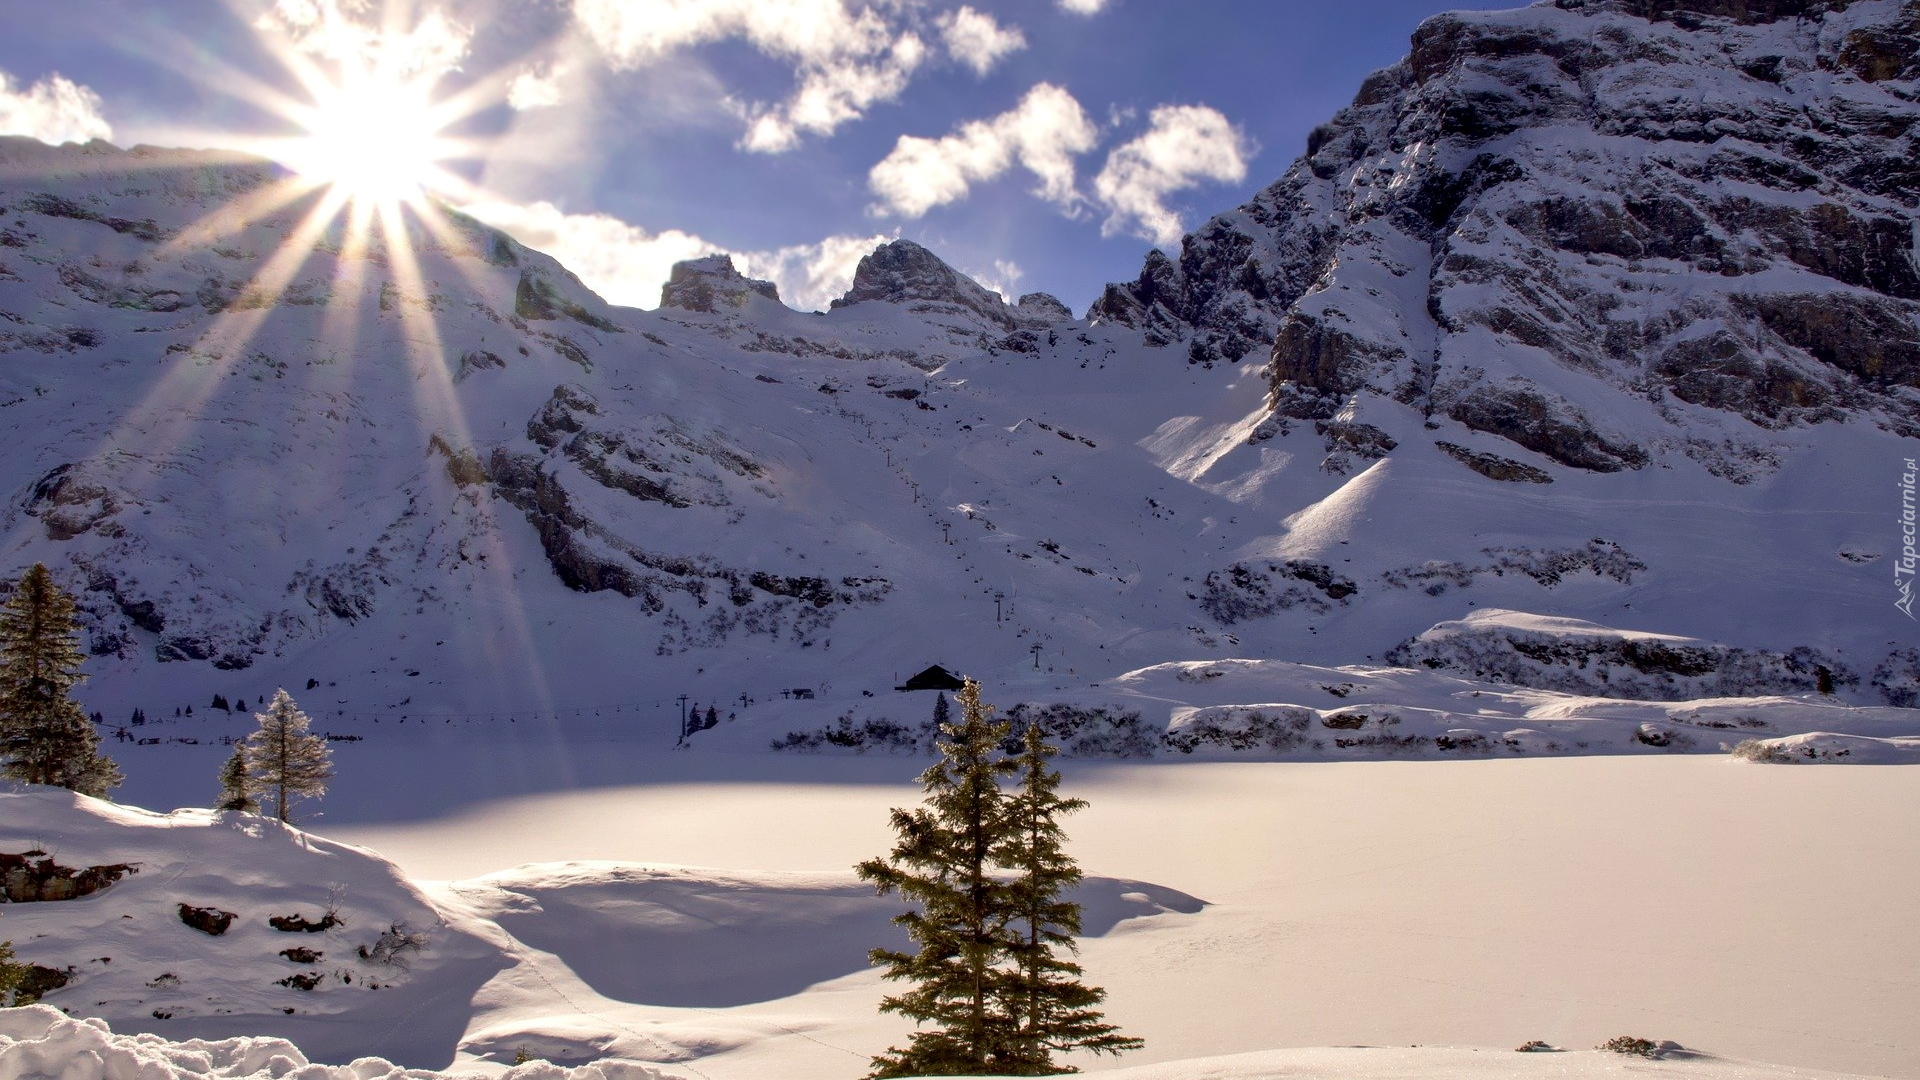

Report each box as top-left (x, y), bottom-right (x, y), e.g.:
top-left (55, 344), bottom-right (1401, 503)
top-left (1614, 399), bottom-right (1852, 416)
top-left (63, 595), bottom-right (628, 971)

top-left (19, 0), bottom-right (585, 727)
top-left (371, 195), bottom-right (564, 726)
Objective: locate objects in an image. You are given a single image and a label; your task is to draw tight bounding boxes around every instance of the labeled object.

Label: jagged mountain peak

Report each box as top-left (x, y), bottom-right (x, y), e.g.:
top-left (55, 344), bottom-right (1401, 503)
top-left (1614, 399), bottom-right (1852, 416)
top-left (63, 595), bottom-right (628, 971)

top-left (1091, 0), bottom-right (1919, 481)
top-left (659, 254), bottom-right (782, 313)
top-left (831, 238), bottom-right (1066, 330)
top-left (1, 4), bottom-right (1916, 740)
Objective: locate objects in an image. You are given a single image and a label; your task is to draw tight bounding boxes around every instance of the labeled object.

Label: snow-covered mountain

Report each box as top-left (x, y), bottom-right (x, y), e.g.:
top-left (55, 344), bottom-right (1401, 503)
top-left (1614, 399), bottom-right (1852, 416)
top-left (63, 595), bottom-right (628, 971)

top-left (1, 0), bottom-right (1917, 760)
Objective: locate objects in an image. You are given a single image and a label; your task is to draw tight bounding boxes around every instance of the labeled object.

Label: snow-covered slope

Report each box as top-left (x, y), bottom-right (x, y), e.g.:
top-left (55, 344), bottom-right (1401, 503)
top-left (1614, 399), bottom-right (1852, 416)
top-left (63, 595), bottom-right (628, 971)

top-left (9, 758), bottom-right (1920, 1079)
top-left (0, 0), bottom-right (1916, 773)
top-left (0, 786), bottom-right (1196, 1072)
top-left (0, 1008), bottom-right (1889, 1080)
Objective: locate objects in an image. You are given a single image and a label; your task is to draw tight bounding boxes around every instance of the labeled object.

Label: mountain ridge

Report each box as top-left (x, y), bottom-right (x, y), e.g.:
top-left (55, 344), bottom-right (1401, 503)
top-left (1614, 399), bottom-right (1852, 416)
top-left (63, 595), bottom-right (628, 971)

top-left (0, 0), bottom-right (1915, 755)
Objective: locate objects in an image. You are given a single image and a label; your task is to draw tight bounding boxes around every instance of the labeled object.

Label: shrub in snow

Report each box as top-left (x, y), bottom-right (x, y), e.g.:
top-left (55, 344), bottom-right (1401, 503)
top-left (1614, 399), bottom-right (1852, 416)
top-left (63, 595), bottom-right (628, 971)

top-left (1634, 724), bottom-right (1695, 751)
top-left (1598, 1036), bottom-right (1659, 1057)
top-left (1004, 703), bottom-right (1158, 759)
top-left (1727, 739), bottom-right (1795, 764)
top-left (769, 714), bottom-right (929, 753)
top-left (357, 922), bottom-right (429, 971)
top-left (1870, 648), bottom-right (1920, 707)
top-left (1165, 707), bottom-right (1313, 753)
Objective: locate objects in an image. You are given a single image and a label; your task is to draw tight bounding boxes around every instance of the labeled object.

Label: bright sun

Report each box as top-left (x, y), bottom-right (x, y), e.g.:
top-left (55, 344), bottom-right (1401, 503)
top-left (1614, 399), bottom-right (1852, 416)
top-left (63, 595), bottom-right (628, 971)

top-left (284, 68), bottom-right (459, 206)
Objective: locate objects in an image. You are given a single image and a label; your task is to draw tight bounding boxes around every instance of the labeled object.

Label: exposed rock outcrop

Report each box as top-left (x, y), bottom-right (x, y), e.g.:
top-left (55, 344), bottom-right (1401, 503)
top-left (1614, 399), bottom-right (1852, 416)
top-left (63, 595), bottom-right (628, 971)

top-left (659, 255), bottom-right (781, 312)
top-left (1093, 0), bottom-right (1920, 474)
top-left (832, 240), bottom-right (1054, 330)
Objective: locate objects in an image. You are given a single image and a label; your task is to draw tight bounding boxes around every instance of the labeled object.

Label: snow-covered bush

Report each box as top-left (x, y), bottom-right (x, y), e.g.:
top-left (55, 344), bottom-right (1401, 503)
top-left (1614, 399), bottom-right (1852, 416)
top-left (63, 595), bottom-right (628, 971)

top-left (1387, 612), bottom-right (1854, 701)
top-left (769, 714), bottom-right (929, 753)
top-left (1003, 703), bottom-right (1158, 759)
top-left (357, 922), bottom-right (429, 971)
top-left (1165, 707), bottom-right (1314, 753)
top-left (1727, 739), bottom-right (1794, 764)
top-left (1870, 648), bottom-right (1920, 707)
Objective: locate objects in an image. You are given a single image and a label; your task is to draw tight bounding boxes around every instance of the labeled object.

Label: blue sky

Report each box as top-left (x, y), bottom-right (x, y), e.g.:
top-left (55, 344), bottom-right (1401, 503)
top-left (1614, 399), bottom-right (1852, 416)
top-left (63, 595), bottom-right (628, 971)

top-left (0, 0), bottom-right (1514, 313)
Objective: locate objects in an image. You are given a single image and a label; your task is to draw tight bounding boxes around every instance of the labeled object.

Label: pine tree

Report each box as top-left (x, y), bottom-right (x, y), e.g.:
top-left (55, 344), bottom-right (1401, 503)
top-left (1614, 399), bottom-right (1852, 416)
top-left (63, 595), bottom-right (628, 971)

top-left (925, 691), bottom-right (951, 750)
top-left (0, 932), bottom-right (27, 1007)
top-left (858, 679), bottom-right (1020, 1077)
top-left (244, 689), bottom-right (332, 823)
top-left (998, 721), bottom-right (1142, 1073)
top-left (0, 564), bottom-right (121, 796)
top-left (216, 743), bottom-right (257, 813)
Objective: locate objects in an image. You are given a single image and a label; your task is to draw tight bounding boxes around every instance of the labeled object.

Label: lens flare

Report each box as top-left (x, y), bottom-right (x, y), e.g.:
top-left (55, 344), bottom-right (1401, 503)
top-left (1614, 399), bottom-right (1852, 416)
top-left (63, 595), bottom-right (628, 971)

top-left (283, 68), bottom-right (454, 206)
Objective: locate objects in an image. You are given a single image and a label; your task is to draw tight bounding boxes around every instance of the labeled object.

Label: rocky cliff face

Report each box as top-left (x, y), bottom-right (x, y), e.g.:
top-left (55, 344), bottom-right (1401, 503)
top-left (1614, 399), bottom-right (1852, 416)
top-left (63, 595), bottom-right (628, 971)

top-left (659, 255), bottom-right (781, 312)
top-left (833, 239), bottom-right (1070, 331)
top-left (1093, 0), bottom-right (1919, 479)
top-left (1, 7), bottom-right (1916, 725)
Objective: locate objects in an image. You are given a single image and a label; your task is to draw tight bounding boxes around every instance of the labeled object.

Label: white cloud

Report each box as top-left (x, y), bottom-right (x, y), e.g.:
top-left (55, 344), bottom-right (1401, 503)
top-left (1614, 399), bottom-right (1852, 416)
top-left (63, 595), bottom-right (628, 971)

top-left (259, 0), bottom-right (472, 78)
top-left (571, 0), bottom-right (926, 152)
top-left (460, 200), bottom-right (719, 309)
top-left (972, 258), bottom-right (1023, 303)
top-left (938, 7), bottom-right (1025, 77)
top-left (737, 33), bottom-right (925, 153)
top-left (1057, 0), bottom-right (1109, 13)
top-left (0, 69), bottom-right (112, 145)
top-left (507, 68), bottom-right (564, 111)
top-left (737, 232), bottom-right (894, 312)
top-left (1093, 104), bottom-right (1250, 249)
top-left (867, 82), bottom-right (1097, 218)
top-left (459, 198), bottom-right (887, 313)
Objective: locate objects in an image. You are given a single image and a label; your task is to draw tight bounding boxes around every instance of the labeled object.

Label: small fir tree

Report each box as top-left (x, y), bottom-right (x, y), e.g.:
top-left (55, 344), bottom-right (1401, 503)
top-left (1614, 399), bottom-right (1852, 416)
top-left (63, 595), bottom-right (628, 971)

top-left (926, 691), bottom-right (951, 749)
top-left (0, 933), bottom-right (27, 1007)
top-left (998, 721), bottom-right (1142, 1072)
top-left (216, 743), bottom-right (257, 812)
top-left (858, 679), bottom-right (1020, 1077)
top-left (244, 689), bottom-right (332, 823)
top-left (0, 564), bottom-right (121, 796)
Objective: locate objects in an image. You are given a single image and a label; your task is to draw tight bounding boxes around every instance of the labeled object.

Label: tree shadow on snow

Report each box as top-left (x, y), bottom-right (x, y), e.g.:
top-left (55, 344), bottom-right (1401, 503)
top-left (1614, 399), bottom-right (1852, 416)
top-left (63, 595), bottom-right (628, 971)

top-left (470, 867), bottom-right (1204, 1008)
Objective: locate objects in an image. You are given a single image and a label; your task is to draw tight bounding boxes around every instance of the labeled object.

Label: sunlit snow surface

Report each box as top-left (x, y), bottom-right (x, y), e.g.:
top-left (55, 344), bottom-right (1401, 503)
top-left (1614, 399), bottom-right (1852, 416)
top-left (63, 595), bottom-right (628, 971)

top-left (5, 759), bottom-right (1917, 1079)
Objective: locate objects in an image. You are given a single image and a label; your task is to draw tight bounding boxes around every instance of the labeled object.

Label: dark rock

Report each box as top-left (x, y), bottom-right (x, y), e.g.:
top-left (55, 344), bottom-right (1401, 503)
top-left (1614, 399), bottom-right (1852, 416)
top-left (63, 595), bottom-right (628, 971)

top-left (178, 903), bottom-right (236, 936)
top-left (24, 462), bottom-right (121, 541)
top-left (1838, 16), bottom-right (1920, 83)
top-left (660, 255), bottom-right (782, 312)
top-left (831, 240), bottom-right (1018, 329)
top-left (1653, 330), bottom-right (1839, 424)
top-left (456, 349), bottom-right (506, 380)
top-left (1197, 560), bottom-right (1358, 624)
top-left (1448, 386), bottom-right (1648, 472)
top-left (428, 434), bottom-right (489, 487)
top-left (1436, 441), bottom-right (1555, 483)
top-left (1567, 1), bottom-right (1860, 25)
top-left (1736, 293), bottom-right (1920, 389)
top-left (515, 270), bottom-right (619, 331)
top-left (1015, 292), bottom-right (1073, 323)
top-left (15, 965), bottom-right (70, 1005)
top-left (1, 851), bottom-right (137, 902)
top-left (268, 911), bottom-right (342, 933)
top-left (1316, 421), bottom-right (1398, 459)
top-left (1267, 313), bottom-right (1402, 402)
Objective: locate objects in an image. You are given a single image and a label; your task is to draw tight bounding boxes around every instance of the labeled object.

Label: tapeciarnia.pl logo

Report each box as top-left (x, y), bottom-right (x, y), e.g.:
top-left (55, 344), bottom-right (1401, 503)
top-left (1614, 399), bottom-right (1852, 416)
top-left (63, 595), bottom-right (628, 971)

top-left (1900, 458), bottom-right (1918, 619)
